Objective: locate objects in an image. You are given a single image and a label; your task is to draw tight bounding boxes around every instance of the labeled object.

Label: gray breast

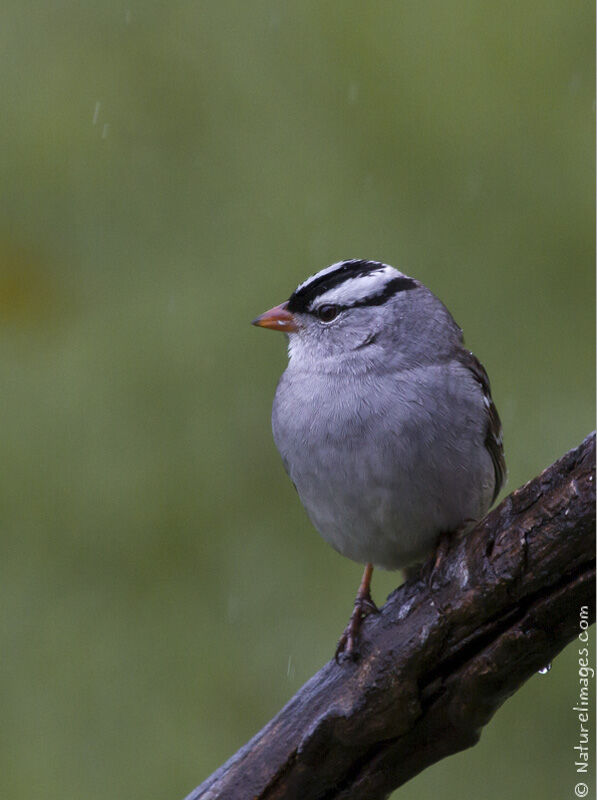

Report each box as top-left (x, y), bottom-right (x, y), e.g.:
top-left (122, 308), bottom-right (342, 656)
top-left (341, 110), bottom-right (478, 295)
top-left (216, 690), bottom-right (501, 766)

top-left (272, 359), bottom-right (495, 570)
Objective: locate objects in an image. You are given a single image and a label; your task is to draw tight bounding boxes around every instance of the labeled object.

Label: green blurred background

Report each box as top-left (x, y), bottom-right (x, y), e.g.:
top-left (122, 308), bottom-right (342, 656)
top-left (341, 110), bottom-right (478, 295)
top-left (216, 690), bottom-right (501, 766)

top-left (0, 2), bottom-right (594, 798)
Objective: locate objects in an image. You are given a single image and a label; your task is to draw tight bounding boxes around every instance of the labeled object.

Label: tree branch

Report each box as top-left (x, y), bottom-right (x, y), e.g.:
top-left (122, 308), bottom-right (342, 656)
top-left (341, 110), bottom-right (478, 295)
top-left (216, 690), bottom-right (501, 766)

top-left (185, 434), bottom-right (596, 800)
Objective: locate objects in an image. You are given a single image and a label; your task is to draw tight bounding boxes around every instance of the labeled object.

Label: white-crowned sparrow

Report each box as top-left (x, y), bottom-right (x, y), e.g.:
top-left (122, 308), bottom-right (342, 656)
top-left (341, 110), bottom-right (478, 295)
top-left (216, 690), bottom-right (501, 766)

top-left (252, 259), bottom-right (506, 658)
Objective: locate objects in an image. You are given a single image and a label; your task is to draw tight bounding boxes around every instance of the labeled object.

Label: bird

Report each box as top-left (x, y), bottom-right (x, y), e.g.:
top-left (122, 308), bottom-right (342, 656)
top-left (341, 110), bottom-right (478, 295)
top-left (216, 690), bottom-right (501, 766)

top-left (252, 259), bottom-right (506, 659)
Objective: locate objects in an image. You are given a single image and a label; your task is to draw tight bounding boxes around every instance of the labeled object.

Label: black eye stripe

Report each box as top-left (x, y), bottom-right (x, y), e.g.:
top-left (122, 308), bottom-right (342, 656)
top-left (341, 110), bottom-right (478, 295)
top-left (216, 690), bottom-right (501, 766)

top-left (346, 276), bottom-right (418, 309)
top-left (286, 261), bottom-right (418, 314)
top-left (307, 276), bottom-right (418, 316)
top-left (287, 260), bottom-right (383, 312)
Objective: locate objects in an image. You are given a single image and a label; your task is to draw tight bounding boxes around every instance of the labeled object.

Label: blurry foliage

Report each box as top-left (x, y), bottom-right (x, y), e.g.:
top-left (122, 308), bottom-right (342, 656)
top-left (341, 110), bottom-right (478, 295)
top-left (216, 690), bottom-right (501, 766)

top-left (0, 2), bottom-right (593, 799)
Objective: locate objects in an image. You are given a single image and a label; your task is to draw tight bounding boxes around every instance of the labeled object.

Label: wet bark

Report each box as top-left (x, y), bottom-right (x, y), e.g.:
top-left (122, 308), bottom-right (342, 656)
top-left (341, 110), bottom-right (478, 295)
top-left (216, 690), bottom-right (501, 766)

top-left (185, 433), bottom-right (596, 800)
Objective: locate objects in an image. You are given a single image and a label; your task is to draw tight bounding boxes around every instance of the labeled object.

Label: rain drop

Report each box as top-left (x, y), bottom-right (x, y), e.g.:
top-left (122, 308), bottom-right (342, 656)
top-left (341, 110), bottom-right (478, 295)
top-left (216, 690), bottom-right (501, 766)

top-left (287, 655), bottom-right (295, 680)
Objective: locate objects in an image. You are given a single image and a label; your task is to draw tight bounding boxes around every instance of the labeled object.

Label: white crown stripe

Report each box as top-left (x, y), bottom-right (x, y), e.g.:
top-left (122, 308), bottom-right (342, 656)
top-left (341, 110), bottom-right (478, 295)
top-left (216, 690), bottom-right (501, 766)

top-left (307, 267), bottom-right (404, 309)
top-left (286, 259), bottom-right (416, 314)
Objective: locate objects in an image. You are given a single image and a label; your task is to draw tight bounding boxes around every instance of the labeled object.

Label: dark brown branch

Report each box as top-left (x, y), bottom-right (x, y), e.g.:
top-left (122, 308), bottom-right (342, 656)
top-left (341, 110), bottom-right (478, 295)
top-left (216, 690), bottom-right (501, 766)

top-left (185, 434), bottom-right (596, 800)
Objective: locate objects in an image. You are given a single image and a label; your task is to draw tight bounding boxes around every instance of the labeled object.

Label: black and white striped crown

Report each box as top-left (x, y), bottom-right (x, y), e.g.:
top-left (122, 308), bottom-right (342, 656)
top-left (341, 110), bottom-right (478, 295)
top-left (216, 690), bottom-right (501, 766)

top-left (286, 260), bottom-right (418, 314)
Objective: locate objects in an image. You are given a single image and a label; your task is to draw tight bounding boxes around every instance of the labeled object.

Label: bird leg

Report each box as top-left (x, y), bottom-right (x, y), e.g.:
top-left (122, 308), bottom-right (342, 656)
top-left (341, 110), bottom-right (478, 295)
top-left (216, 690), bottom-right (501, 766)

top-left (430, 529), bottom-right (452, 579)
top-left (335, 563), bottom-right (379, 662)
top-left (427, 518), bottom-right (477, 587)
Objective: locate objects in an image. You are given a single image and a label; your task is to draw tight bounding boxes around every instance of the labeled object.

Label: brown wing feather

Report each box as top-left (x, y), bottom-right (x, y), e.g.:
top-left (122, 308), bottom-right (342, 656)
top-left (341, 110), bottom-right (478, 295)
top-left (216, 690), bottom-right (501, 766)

top-left (457, 349), bottom-right (506, 504)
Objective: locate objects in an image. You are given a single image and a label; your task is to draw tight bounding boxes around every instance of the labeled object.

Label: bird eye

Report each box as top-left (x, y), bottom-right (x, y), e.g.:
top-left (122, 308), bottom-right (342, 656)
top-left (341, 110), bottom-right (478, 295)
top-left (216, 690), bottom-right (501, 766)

top-left (316, 304), bottom-right (340, 323)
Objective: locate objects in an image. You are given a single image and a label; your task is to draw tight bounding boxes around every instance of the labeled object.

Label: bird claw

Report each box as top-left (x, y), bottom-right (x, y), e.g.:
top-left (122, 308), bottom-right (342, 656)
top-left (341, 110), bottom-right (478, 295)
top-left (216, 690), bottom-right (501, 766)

top-left (427, 520), bottom-right (476, 587)
top-left (334, 594), bottom-right (379, 662)
top-left (427, 530), bottom-right (452, 587)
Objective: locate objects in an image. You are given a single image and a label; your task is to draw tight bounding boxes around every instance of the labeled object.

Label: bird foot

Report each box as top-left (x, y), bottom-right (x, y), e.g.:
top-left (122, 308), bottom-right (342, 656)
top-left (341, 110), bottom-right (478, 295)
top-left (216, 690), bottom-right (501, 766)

top-left (426, 519), bottom-right (476, 588)
top-left (428, 530), bottom-right (452, 586)
top-left (334, 592), bottom-right (379, 662)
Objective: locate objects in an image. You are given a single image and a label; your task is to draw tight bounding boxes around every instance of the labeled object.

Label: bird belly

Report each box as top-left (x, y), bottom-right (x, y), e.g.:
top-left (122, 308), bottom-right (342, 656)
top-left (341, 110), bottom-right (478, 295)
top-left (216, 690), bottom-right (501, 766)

top-left (289, 449), bottom-right (443, 569)
top-left (272, 366), bottom-right (495, 570)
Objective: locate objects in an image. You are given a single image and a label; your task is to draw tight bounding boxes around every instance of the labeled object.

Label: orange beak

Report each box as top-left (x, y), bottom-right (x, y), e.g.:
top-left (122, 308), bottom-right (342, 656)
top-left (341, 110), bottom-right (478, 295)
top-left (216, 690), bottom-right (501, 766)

top-left (251, 301), bottom-right (298, 333)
